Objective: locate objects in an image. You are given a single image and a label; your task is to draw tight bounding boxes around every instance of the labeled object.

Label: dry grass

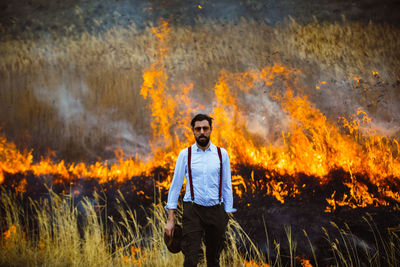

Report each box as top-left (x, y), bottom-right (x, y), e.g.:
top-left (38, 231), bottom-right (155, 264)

top-left (1, 187), bottom-right (400, 266)
top-left (0, 19), bottom-right (399, 160)
top-left (281, 19), bottom-right (400, 78)
top-left (0, 187), bottom-right (264, 266)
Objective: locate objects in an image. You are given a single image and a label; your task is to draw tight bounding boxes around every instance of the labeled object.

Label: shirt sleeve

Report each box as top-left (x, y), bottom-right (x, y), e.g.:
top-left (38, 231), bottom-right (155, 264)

top-left (165, 149), bottom-right (186, 211)
top-left (221, 148), bottom-right (237, 213)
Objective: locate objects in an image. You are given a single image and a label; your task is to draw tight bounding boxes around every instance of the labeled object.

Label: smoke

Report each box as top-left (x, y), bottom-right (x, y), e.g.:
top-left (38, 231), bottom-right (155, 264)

top-left (199, 1), bottom-right (247, 23)
top-left (310, 71), bottom-right (400, 138)
top-left (34, 79), bottom-right (149, 160)
top-left (75, 0), bottom-right (152, 32)
top-left (243, 91), bottom-right (291, 143)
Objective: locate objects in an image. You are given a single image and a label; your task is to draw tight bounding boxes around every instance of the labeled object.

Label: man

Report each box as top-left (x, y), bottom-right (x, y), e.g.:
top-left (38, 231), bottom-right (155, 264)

top-left (164, 113), bottom-right (236, 267)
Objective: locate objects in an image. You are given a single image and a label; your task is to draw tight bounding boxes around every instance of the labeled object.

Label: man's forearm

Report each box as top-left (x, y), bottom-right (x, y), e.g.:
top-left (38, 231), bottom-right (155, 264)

top-left (167, 209), bottom-right (175, 222)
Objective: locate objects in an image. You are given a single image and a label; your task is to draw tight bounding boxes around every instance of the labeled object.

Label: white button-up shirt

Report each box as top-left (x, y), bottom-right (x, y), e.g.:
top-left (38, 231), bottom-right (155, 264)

top-left (165, 142), bottom-right (237, 213)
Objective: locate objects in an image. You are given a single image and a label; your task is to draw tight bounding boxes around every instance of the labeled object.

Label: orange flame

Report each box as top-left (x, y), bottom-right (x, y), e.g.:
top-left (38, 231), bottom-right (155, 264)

top-left (3, 225), bottom-right (16, 241)
top-left (123, 246), bottom-right (145, 265)
top-left (244, 259), bottom-right (270, 267)
top-left (296, 256), bottom-right (313, 267)
top-left (0, 21), bottom-right (399, 211)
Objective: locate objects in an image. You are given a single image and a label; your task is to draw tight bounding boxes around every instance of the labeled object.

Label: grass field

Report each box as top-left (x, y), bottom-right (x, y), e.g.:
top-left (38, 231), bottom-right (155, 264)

top-left (1, 187), bottom-right (400, 266)
top-left (0, 188), bottom-right (265, 266)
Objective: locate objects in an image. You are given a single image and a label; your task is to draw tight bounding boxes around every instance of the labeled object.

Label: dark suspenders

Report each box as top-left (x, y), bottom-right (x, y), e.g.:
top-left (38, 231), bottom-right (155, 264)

top-left (187, 146), bottom-right (223, 203)
top-left (188, 146), bottom-right (194, 201)
top-left (217, 147), bottom-right (223, 202)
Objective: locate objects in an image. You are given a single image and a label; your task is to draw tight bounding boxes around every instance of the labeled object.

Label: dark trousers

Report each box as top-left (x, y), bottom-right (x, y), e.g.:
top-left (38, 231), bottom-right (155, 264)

top-left (182, 202), bottom-right (229, 267)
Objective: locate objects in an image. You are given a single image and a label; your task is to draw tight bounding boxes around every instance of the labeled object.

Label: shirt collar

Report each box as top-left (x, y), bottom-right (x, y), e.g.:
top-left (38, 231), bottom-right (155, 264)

top-left (193, 141), bottom-right (215, 152)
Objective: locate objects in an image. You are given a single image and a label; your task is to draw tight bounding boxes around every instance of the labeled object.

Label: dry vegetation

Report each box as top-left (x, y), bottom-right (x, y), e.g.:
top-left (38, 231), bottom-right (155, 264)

top-left (0, 188), bottom-right (264, 266)
top-left (0, 19), bottom-right (399, 160)
top-left (1, 187), bottom-right (400, 266)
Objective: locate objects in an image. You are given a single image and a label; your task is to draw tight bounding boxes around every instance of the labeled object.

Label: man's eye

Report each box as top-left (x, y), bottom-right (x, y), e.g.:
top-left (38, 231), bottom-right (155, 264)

top-left (194, 127), bottom-right (210, 132)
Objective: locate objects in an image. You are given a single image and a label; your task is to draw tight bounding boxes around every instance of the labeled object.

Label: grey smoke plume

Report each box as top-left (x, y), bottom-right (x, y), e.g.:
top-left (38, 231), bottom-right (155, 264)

top-left (244, 91), bottom-right (291, 143)
top-left (34, 80), bottom-right (149, 160)
top-left (310, 71), bottom-right (400, 138)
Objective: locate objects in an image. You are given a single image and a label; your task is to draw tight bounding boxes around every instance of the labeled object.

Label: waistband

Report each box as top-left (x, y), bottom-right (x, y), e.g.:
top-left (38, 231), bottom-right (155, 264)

top-left (183, 201), bottom-right (224, 208)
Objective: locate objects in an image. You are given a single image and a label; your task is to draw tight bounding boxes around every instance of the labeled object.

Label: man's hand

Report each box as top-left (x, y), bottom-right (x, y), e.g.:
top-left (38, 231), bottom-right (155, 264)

top-left (164, 220), bottom-right (175, 238)
top-left (164, 209), bottom-right (176, 238)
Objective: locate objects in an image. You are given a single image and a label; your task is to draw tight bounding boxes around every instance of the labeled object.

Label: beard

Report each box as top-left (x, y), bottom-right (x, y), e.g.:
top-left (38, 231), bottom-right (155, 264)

top-left (195, 134), bottom-right (210, 147)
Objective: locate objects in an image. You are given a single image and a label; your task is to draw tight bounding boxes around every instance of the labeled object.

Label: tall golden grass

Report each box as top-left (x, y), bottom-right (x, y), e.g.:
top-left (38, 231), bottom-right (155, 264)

top-left (1, 187), bottom-right (400, 266)
top-left (0, 187), bottom-right (264, 266)
top-left (0, 19), bottom-right (399, 160)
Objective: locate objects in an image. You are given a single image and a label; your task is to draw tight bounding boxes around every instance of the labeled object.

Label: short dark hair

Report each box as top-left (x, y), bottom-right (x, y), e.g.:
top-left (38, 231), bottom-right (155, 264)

top-left (191, 114), bottom-right (213, 128)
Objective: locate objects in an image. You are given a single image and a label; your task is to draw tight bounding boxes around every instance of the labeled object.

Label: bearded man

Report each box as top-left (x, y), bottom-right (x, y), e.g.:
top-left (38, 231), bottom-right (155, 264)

top-left (164, 113), bottom-right (236, 267)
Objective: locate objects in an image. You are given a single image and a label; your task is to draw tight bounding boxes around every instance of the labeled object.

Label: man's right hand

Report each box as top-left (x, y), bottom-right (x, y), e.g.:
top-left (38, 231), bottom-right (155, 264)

top-left (164, 220), bottom-right (175, 238)
top-left (164, 209), bottom-right (176, 237)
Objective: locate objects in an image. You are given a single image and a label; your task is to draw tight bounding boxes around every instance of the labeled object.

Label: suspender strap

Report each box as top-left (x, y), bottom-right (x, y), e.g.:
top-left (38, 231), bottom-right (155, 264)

top-left (217, 147), bottom-right (223, 203)
top-left (187, 146), bottom-right (223, 203)
top-left (188, 146), bottom-right (194, 201)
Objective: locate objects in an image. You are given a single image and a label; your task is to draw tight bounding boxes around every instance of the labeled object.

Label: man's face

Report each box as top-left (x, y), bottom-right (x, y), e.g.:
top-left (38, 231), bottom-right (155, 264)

top-left (193, 120), bottom-right (212, 147)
